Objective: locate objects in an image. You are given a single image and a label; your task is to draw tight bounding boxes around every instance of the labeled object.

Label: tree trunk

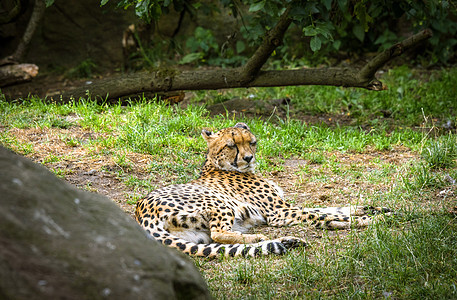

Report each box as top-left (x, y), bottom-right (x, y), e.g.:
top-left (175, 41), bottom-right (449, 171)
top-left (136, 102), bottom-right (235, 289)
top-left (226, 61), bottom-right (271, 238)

top-left (11, 0), bottom-right (47, 62)
top-left (57, 29), bottom-right (432, 103)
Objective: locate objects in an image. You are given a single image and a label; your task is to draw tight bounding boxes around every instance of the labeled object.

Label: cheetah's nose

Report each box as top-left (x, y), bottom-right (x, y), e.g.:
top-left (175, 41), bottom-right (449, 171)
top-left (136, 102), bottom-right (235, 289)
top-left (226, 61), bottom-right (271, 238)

top-left (244, 155), bottom-right (253, 163)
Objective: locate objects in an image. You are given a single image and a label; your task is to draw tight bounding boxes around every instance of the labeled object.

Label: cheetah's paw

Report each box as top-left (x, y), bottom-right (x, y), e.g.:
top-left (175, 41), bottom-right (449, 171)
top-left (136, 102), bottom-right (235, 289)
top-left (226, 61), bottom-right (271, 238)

top-left (276, 236), bottom-right (308, 249)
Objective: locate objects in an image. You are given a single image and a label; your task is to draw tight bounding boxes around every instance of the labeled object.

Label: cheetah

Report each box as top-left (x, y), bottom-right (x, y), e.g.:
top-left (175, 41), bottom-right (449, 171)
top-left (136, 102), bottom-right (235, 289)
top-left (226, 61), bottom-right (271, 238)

top-left (135, 123), bottom-right (390, 258)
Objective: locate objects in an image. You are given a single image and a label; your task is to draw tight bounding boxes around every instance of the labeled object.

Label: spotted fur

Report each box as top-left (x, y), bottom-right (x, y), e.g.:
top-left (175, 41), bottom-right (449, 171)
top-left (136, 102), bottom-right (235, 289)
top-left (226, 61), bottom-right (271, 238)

top-left (135, 123), bottom-right (390, 258)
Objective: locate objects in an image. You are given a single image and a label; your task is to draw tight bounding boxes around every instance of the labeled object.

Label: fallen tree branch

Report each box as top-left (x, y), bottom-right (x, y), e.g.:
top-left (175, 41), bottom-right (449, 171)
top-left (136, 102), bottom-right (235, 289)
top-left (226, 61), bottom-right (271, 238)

top-left (0, 63), bottom-right (39, 87)
top-left (57, 29), bottom-right (432, 102)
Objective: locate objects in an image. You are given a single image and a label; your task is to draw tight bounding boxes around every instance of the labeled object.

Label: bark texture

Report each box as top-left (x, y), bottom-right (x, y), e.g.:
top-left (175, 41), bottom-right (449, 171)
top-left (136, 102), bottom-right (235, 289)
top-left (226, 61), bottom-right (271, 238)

top-left (58, 29), bottom-right (432, 102)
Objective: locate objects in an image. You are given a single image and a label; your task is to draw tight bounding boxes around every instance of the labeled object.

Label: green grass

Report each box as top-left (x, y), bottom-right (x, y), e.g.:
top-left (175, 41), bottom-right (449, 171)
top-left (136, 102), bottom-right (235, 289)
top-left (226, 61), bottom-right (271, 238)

top-left (200, 213), bottom-right (457, 299)
top-left (0, 132), bottom-right (35, 155)
top-left (1, 66), bottom-right (456, 299)
top-left (340, 214), bottom-right (457, 299)
top-left (422, 133), bottom-right (457, 169)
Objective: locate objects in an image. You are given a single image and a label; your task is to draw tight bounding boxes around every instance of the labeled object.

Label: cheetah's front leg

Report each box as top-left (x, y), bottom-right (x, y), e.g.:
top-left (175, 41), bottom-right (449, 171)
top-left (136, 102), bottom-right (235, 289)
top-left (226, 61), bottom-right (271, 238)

top-left (208, 206), bottom-right (266, 244)
top-left (211, 231), bottom-right (266, 244)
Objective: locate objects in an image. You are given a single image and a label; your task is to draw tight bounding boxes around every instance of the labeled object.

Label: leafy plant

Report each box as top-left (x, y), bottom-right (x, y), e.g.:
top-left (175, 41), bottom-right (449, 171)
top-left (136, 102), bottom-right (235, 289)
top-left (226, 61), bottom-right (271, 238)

top-left (179, 27), bottom-right (219, 65)
top-left (65, 59), bottom-right (97, 78)
top-left (101, 0), bottom-right (456, 68)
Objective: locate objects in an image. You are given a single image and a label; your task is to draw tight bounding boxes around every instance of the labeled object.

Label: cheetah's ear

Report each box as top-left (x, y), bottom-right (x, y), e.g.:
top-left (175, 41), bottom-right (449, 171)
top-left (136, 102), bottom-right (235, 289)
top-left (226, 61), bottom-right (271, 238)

top-left (234, 122), bottom-right (250, 131)
top-left (201, 129), bottom-right (214, 141)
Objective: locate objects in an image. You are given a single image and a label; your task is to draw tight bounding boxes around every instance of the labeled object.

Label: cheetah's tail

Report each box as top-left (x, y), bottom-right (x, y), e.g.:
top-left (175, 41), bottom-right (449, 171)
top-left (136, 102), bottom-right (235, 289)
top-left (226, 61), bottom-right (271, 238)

top-left (145, 227), bottom-right (305, 258)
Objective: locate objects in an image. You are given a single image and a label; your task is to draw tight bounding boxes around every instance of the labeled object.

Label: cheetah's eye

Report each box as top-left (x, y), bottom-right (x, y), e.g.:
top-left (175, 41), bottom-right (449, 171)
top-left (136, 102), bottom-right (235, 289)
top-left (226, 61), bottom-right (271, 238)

top-left (227, 140), bottom-right (236, 148)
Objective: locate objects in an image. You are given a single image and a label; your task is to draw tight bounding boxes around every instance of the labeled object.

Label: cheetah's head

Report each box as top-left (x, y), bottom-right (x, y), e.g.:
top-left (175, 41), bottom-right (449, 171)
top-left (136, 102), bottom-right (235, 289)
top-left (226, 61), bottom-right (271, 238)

top-left (202, 123), bottom-right (257, 173)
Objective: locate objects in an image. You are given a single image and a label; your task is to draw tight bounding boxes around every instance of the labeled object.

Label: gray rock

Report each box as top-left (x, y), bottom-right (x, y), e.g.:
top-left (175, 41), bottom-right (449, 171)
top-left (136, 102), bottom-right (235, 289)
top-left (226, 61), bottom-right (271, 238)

top-left (0, 146), bottom-right (210, 300)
